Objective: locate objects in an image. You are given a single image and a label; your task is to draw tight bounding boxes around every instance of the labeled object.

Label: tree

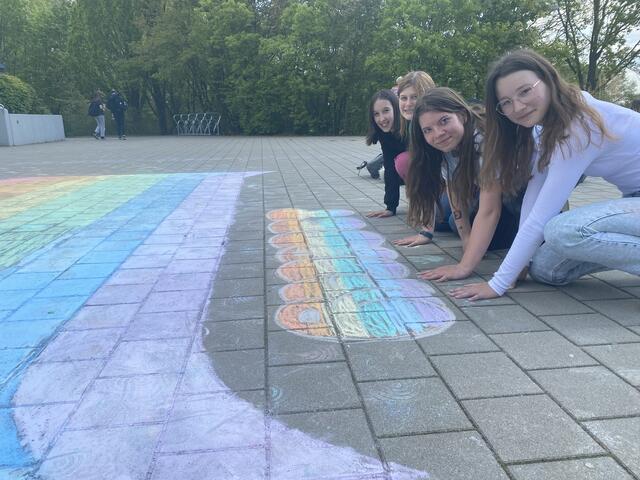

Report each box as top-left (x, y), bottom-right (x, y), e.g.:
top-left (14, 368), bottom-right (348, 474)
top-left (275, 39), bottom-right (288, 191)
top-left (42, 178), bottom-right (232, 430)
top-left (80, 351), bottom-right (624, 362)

top-left (547, 0), bottom-right (640, 93)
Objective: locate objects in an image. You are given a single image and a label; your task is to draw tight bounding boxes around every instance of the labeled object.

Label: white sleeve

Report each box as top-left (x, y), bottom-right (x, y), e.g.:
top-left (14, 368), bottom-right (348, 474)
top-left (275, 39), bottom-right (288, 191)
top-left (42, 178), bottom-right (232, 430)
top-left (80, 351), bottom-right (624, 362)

top-left (488, 127), bottom-right (602, 295)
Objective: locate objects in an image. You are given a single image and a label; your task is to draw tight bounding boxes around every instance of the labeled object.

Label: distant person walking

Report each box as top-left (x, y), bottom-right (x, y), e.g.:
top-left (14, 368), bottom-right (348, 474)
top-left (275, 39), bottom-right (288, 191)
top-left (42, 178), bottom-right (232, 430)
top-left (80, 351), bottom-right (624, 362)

top-left (107, 89), bottom-right (128, 139)
top-left (88, 90), bottom-right (105, 139)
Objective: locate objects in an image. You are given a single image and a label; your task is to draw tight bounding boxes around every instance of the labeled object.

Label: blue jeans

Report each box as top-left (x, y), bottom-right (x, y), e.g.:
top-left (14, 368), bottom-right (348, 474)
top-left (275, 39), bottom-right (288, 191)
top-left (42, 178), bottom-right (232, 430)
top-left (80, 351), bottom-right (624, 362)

top-left (529, 196), bottom-right (640, 285)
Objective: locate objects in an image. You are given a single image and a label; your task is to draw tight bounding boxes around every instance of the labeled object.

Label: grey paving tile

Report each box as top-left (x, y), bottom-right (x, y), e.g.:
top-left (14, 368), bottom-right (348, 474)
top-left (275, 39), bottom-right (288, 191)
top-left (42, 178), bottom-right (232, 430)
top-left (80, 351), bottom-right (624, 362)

top-left (267, 330), bottom-right (344, 365)
top-left (205, 296), bottom-right (265, 321)
top-left (360, 378), bottom-right (471, 436)
top-left (13, 360), bottom-right (103, 405)
top-left (592, 270), bottom-right (640, 287)
top-left (10, 403), bottom-right (76, 458)
top-left (37, 424), bottom-right (163, 480)
top-left (211, 277), bottom-right (265, 298)
top-left (67, 373), bottom-right (180, 429)
top-left (463, 395), bottom-right (603, 462)
top-left (64, 303), bottom-right (139, 329)
top-left (508, 291), bottom-right (594, 316)
top-left (37, 328), bottom-right (124, 362)
top-left (380, 431), bottom-right (509, 480)
top-left (415, 321), bottom-right (498, 355)
top-left (490, 331), bottom-right (597, 370)
top-left (432, 352), bottom-right (541, 399)
top-left (151, 448), bottom-right (267, 480)
top-left (624, 286), bottom-right (640, 297)
top-left (530, 366), bottom-right (640, 419)
top-left (584, 417), bottom-right (640, 478)
top-left (201, 318), bottom-right (264, 351)
top-left (87, 283), bottom-right (153, 305)
top-left (462, 304), bottom-right (549, 334)
top-left (344, 339), bottom-right (435, 381)
top-left (268, 363), bottom-right (360, 414)
top-left (104, 267), bottom-right (164, 286)
top-left (207, 348), bottom-right (265, 390)
top-left (124, 311), bottom-right (198, 341)
top-left (159, 391), bottom-right (265, 453)
top-left (100, 338), bottom-right (191, 376)
top-left (217, 262), bottom-right (264, 280)
top-left (178, 351), bottom-right (230, 394)
top-left (271, 409), bottom-right (381, 476)
top-left (584, 343), bottom-right (640, 386)
top-left (559, 278), bottom-right (631, 300)
top-left (509, 457), bottom-right (634, 480)
top-left (541, 313), bottom-right (640, 345)
top-left (153, 272), bottom-right (211, 291)
top-left (584, 299), bottom-right (640, 326)
top-left (139, 289), bottom-right (208, 313)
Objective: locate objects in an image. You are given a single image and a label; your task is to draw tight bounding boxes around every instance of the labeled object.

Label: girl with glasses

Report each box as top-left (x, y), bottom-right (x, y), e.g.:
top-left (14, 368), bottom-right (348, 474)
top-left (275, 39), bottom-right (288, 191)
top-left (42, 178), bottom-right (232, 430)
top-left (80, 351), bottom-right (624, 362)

top-left (406, 88), bottom-right (522, 282)
top-left (451, 49), bottom-right (640, 300)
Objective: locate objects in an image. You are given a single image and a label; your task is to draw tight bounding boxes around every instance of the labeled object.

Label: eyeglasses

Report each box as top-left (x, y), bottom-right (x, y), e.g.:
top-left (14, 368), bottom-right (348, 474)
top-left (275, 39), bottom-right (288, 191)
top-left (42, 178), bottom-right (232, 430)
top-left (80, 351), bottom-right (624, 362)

top-left (496, 80), bottom-right (542, 115)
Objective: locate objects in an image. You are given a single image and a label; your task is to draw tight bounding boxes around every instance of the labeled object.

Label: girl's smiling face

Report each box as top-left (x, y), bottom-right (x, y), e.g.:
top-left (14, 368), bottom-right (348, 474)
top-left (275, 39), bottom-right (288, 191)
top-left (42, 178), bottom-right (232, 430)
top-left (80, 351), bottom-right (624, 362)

top-left (372, 99), bottom-right (394, 132)
top-left (418, 110), bottom-right (465, 153)
top-left (399, 86), bottom-right (419, 121)
top-left (495, 70), bottom-right (551, 127)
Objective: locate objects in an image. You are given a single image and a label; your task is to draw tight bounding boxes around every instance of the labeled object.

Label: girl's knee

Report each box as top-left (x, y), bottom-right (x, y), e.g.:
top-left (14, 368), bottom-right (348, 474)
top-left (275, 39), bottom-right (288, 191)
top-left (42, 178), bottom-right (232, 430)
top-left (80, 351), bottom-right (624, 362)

top-left (543, 213), bottom-right (581, 254)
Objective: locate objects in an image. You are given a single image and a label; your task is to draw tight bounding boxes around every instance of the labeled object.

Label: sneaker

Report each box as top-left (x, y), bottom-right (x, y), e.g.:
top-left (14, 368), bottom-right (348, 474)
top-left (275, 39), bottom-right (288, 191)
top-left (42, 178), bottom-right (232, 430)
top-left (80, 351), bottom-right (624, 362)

top-left (121, 135), bottom-right (127, 140)
top-left (366, 154), bottom-right (383, 179)
top-left (93, 132), bottom-right (99, 139)
top-left (100, 137), bottom-right (105, 139)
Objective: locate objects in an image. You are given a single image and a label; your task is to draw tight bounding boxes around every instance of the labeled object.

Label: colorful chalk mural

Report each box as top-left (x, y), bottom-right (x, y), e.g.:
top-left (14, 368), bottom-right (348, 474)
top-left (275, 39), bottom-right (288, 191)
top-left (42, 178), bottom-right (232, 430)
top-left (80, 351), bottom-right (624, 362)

top-left (268, 208), bottom-right (456, 340)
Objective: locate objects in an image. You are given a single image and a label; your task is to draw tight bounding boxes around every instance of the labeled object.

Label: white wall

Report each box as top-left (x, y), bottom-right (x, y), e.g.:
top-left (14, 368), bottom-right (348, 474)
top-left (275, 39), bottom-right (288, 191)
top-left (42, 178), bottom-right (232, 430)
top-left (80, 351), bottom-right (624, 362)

top-left (0, 106), bottom-right (65, 146)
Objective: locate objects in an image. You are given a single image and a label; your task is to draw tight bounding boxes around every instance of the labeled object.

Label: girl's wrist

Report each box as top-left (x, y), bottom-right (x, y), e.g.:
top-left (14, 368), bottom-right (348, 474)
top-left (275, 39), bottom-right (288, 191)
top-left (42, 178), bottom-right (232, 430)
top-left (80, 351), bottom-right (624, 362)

top-left (419, 230), bottom-right (433, 240)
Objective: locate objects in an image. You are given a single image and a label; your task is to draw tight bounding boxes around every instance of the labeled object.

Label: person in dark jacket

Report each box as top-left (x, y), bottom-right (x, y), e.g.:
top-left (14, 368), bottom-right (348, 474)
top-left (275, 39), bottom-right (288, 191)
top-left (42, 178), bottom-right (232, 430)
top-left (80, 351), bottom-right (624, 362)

top-left (88, 90), bottom-right (105, 139)
top-left (107, 89), bottom-right (128, 139)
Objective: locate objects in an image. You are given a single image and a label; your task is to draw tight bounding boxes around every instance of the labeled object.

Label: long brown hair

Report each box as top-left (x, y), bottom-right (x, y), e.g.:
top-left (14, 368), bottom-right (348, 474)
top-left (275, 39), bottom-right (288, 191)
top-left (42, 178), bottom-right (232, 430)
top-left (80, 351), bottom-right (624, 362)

top-left (365, 90), bottom-right (401, 145)
top-left (406, 88), bottom-right (484, 228)
top-left (482, 49), bottom-right (610, 196)
top-left (397, 71), bottom-right (436, 138)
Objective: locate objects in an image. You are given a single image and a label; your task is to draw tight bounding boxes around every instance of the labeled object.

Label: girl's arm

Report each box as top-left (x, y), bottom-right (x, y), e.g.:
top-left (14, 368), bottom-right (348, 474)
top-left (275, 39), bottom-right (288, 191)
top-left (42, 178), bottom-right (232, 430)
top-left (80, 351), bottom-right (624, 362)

top-left (419, 184), bottom-right (501, 281)
top-left (446, 181), bottom-right (472, 249)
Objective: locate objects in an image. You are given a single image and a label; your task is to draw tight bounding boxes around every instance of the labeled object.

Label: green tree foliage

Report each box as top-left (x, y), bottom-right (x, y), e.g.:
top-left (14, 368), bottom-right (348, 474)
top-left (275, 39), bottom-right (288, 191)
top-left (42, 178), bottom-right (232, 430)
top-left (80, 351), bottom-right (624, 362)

top-left (2, 0), bottom-right (634, 135)
top-left (0, 74), bottom-right (46, 113)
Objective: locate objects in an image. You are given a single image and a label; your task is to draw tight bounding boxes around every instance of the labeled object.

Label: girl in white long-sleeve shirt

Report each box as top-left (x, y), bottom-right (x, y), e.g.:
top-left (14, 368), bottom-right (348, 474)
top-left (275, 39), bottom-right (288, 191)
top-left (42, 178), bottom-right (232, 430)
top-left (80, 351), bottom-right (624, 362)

top-left (451, 49), bottom-right (640, 301)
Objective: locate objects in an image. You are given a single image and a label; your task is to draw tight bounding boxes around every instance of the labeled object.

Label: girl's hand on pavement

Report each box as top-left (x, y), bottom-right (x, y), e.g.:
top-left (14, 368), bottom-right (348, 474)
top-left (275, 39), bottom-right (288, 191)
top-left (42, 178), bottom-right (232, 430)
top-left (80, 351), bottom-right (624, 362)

top-left (448, 282), bottom-right (499, 301)
top-left (366, 209), bottom-right (394, 218)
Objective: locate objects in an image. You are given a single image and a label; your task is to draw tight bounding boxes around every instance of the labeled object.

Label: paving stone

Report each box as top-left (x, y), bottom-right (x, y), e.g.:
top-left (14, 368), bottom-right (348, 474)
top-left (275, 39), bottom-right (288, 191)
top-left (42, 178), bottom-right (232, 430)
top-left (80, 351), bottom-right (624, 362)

top-left (207, 349), bottom-right (265, 390)
top-left (64, 303), bottom-right (140, 329)
top-left (624, 286), bottom-right (640, 297)
top-left (87, 283), bottom-right (153, 305)
top-left (217, 262), bottom-right (264, 280)
top-left (100, 267), bottom-right (164, 287)
top-left (344, 339), bottom-right (435, 381)
top-left (360, 378), bottom-right (470, 436)
top-left (37, 424), bottom-right (163, 480)
top-left (583, 417), bottom-right (640, 478)
top-left (415, 321), bottom-right (498, 355)
top-left (267, 330), bottom-right (344, 365)
top-left (163, 258), bottom-right (220, 274)
top-left (462, 304), bottom-right (549, 334)
top-left (0, 319), bottom-right (61, 348)
top-left (380, 431), bottom-right (509, 480)
top-left (490, 331), bottom-right (597, 370)
top-left (139, 289), bottom-right (208, 313)
top-left (159, 391), bottom-right (265, 453)
top-left (211, 277), bottom-right (265, 298)
top-left (463, 395), bottom-right (603, 462)
top-left (124, 310), bottom-right (199, 341)
top-left (540, 313), bottom-right (640, 345)
top-left (202, 318), bottom-right (264, 351)
top-left (508, 291), bottom-right (594, 316)
top-left (559, 278), bottom-right (631, 300)
top-left (272, 409), bottom-right (380, 470)
top-left (67, 373), bottom-right (180, 429)
top-left (10, 403), bottom-right (76, 459)
top-left (205, 296), bottom-right (265, 321)
top-left (151, 448), bottom-right (267, 480)
top-left (268, 363), bottom-right (360, 414)
top-left (584, 299), bottom-right (640, 326)
top-left (13, 360), bottom-right (103, 405)
top-left (37, 328), bottom-right (124, 362)
top-left (432, 352), bottom-right (541, 399)
top-left (584, 343), bottom-right (640, 386)
top-left (530, 366), bottom-right (640, 419)
top-left (508, 457), bottom-right (634, 480)
top-left (153, 272), bottom-right (212, 291)
top-left (100, 338), bottom-right (191, 376)
top-left (591, 270), bottom-right (640, 288)
top-left (179, 351), bottom-right (230, 394)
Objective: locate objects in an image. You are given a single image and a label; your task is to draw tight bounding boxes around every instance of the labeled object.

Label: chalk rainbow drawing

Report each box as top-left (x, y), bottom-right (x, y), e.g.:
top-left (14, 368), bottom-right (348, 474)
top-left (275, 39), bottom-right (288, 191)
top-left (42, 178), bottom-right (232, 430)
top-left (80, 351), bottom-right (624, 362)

top-left (268, 208), bottom-right (456, 340)
top-left (0, 174), bottom-right (428, 479)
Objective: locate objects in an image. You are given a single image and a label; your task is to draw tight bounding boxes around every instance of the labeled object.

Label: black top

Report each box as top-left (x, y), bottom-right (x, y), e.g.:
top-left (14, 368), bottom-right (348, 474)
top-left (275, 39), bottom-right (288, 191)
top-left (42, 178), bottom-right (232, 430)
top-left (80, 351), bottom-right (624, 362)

top-left (378, 131), bottom-right (407, 213)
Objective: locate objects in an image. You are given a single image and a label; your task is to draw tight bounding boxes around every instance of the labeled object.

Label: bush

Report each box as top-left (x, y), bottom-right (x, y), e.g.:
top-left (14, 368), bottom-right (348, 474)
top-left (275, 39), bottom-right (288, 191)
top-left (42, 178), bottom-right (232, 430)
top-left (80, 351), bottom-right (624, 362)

top-left (0, 74), bottom-right (48, 114)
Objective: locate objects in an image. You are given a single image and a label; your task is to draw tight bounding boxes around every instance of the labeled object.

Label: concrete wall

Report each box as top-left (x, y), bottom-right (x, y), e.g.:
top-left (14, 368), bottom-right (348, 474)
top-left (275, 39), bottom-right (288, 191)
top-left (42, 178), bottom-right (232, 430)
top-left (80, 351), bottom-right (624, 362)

top-left (0, 106), bottom-right (65, 146)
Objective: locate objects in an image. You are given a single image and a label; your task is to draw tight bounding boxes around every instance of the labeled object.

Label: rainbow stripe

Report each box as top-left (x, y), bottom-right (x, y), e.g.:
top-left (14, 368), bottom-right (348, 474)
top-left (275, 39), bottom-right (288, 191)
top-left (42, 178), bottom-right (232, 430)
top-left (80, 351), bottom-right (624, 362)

top-left (267, 208), bottom-right (455, 340)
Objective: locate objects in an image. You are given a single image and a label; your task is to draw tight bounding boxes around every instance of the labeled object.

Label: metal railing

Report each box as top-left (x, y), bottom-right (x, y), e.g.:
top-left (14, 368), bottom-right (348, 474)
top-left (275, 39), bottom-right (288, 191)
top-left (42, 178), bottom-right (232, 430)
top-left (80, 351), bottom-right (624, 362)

top-left (172, 112), bottom-right (221, 135)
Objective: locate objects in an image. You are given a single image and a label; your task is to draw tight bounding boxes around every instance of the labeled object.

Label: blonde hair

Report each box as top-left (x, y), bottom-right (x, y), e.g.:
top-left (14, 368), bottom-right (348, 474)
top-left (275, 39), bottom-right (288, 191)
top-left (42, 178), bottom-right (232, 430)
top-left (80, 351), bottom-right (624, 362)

top-left (397, 71), bottom-right (436, 138)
